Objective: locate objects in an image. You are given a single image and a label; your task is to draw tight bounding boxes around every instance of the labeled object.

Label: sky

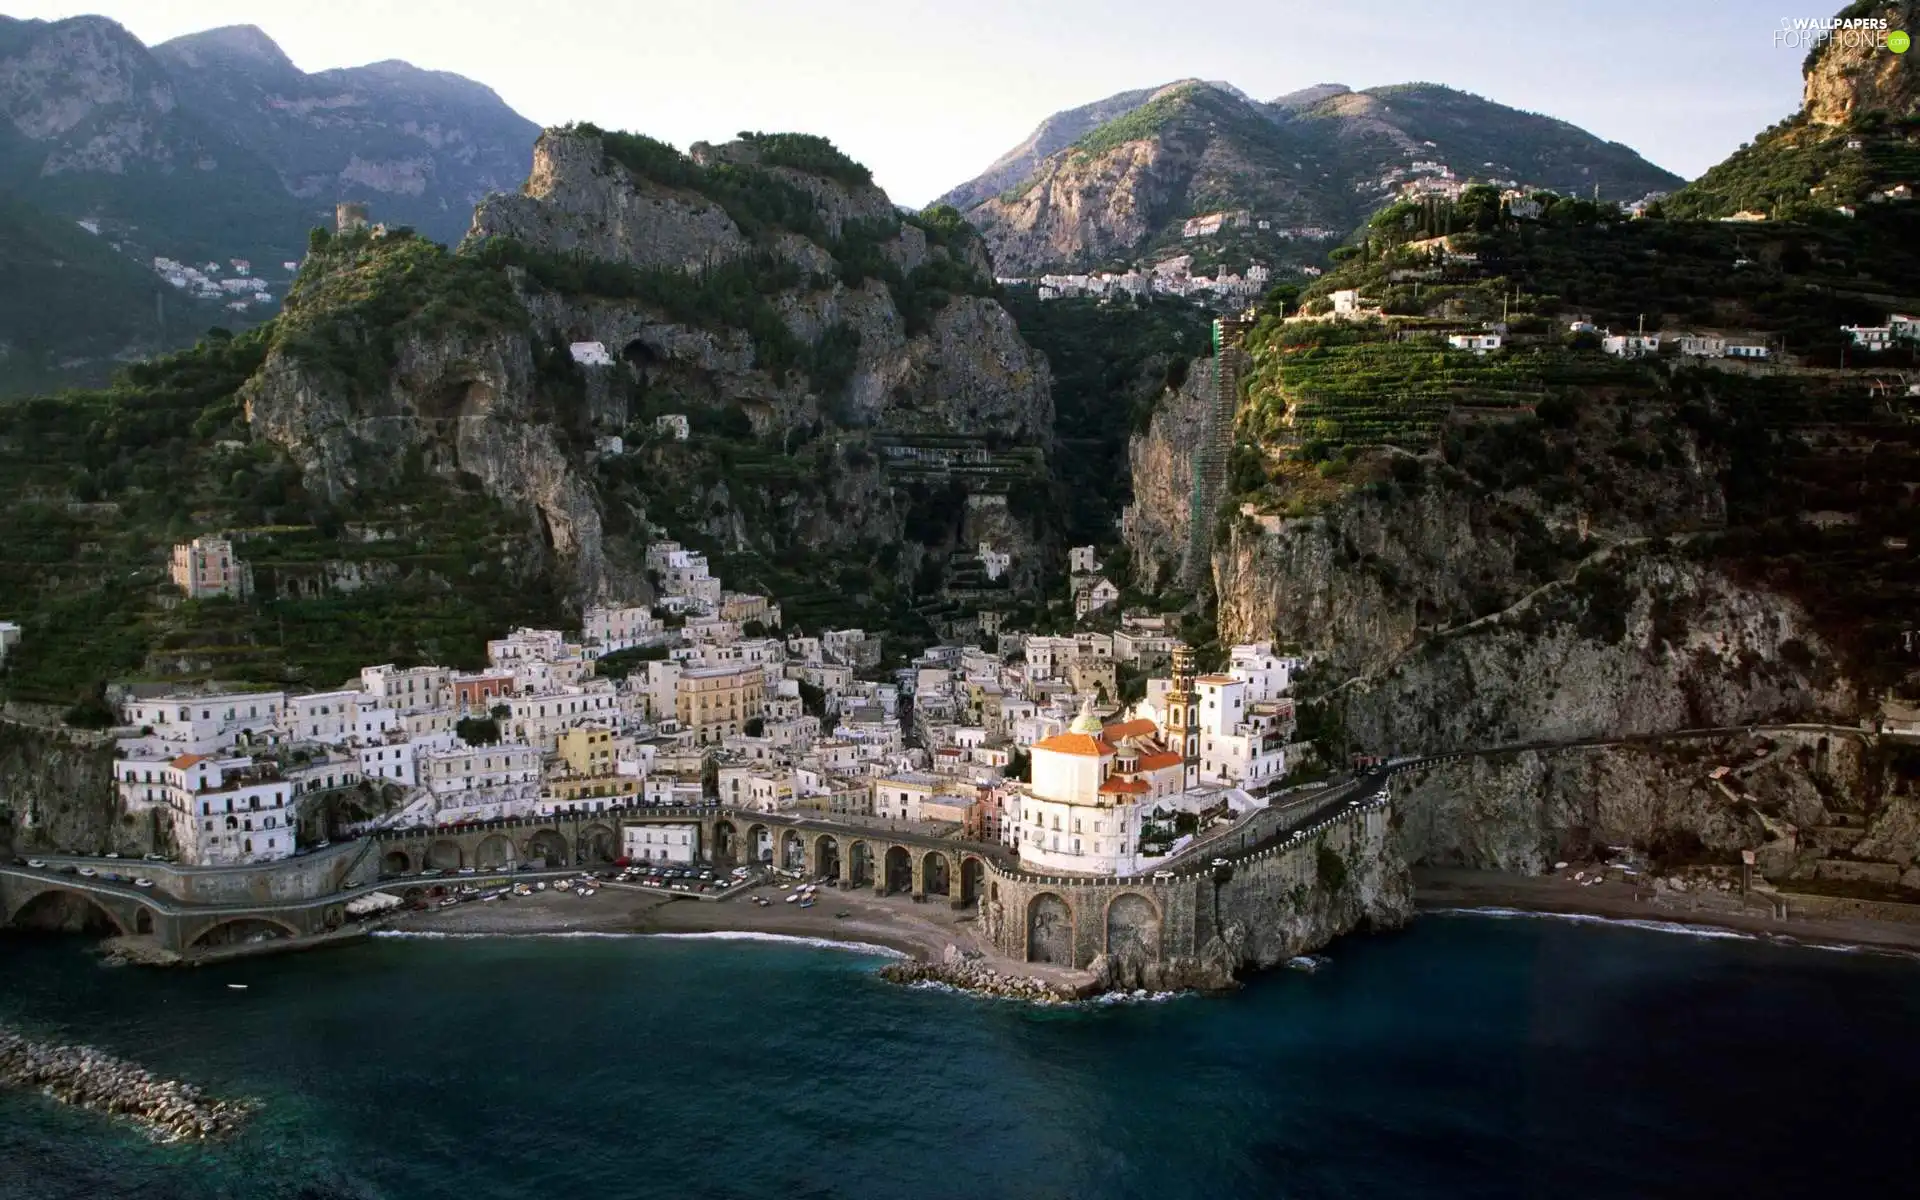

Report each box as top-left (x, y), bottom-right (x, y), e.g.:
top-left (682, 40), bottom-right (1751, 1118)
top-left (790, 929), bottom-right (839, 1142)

top-left (6, 0), bottom-right (1814, 206)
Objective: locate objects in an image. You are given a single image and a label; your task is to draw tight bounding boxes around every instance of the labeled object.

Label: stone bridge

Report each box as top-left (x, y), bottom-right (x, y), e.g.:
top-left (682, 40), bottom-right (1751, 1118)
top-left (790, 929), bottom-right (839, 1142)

top-left (0, 865), bottom-right (362, 955)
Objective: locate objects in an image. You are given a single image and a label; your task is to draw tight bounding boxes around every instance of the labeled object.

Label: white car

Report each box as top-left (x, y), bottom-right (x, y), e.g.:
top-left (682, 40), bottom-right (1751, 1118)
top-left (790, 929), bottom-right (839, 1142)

top-left (26, 859), bottom-right (46, 869)
top-left (1210, 857), bottom-right (1230, 868)
top-left (1151, 870), bottom-right (1175, 882)
top-left (133, 878), bottom-right (154, 889)
top-left (78, 867), bottom-right (98, 878)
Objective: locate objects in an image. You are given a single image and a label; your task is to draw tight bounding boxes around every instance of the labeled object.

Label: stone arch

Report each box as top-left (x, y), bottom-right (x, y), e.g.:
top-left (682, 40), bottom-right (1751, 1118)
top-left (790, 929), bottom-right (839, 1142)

top-left (1026, 892), bottom-right (1073, 965)
top-left (959, 856), bottom-right (986, 907)
top-left (382, 849), bottom-right (412, 876)
top-left (921, 851), bottom-right (952, 897)
top-left (9, 888), bottom-right (128, 937)
top-left (474, 834), bottom-right (516, 871)
top-left (525, 829), bottom-right (569, 869)
top-left (848, 840), bottom-right (874, 887)
top-left (883, 846), bottom-right (913, 894)
top-left (779, 829), bottom-right (806, 871)
top-left (713, 820), bottom-right (739, 866)
top-left (189, 917), bottom-right (297, 949)
top-left (747, 824), bottom-right (772, 865)
top-left (813, 834), bottom-right (840, 880)
top-left (1104, 892), bottom-right (1163, 964)
top-left (426, 840), bottom-right (464, 871)
top-left (580, 824), bottom-right (616, 864)
top-left (134, 908), bottom-right (154, 936)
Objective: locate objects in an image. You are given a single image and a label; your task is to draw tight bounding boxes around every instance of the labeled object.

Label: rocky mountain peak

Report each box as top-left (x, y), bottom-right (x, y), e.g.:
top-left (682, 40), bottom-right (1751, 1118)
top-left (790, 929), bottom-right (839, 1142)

top-left (150, 24), bottom-right (297, 75)
top-left (1803, 0), bottom-right (1917, 125)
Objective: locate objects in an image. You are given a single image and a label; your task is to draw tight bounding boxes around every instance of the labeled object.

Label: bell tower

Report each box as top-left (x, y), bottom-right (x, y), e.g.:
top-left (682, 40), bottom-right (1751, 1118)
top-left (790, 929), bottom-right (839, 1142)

top-left (1163, 643), bottom-right (1200, 789)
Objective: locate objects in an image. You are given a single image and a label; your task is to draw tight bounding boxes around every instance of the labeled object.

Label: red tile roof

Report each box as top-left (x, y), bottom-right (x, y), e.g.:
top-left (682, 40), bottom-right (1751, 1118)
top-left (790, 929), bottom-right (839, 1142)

top-left (1032, 732), bottom-right (1113, 757)
top-left (169, 754), bottom-right (207, 770)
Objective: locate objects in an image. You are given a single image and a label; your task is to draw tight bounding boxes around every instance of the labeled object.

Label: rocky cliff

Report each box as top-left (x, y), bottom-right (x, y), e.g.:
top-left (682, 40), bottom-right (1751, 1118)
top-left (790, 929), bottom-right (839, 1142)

top-left (1121, 358), bottom-right (1216, 592)
top-left (0, 720), bottom-right (130, 858)
top-left (946, 79), bottom-right (1682, 275)
top-left (1803, 1), bottom-right (1919, 126)
top-left (238, 125), bottom-right (1053, 620)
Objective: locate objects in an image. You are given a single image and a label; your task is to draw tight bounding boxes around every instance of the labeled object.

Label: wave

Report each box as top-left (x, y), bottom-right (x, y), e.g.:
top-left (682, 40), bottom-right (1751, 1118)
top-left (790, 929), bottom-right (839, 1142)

top-left (369, 928), bottom-right (907, 958)
top-left (906, 979), bottom-right (1181, 1007)
top-left (1426, 907), bottom-right (1762, 942)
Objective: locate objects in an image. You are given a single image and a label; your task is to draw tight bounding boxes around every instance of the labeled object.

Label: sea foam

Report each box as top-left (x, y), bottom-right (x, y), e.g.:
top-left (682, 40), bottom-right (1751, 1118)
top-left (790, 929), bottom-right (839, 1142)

top-left (370, 928), bottom-right (907, 958)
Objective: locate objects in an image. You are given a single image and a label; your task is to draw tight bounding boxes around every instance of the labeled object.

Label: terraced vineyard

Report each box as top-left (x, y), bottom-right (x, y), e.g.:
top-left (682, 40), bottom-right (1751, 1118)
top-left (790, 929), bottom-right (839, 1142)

top-left (1243, 336), bottom-right (1649, 453)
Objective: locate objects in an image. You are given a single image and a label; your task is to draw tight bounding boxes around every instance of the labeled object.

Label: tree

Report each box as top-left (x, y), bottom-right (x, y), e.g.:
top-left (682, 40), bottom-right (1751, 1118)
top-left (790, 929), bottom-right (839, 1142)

top-left (1007, 748), bottom-right (1031, 782)
top-left (457, 716), bottom-right (501, 746)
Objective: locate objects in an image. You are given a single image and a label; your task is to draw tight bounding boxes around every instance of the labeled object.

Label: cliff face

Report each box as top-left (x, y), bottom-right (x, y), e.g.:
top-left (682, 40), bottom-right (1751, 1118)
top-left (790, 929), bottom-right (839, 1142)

top-left (1804, 2), bottom-right (1918, 126)
top-left (1391, 730), bottom-right (1920, 896)
top-left (241, 322), bottom-right (611, 597)
top-left (0, 721), bottom-right (131, 859)
top-left (1121, 358), bottom-right (1215, 591)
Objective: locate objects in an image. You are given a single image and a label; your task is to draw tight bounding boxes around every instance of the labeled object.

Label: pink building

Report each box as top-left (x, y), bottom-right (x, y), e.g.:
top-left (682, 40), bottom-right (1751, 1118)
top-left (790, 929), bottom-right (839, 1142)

top-left (171, 535), bottom-right (249, 600)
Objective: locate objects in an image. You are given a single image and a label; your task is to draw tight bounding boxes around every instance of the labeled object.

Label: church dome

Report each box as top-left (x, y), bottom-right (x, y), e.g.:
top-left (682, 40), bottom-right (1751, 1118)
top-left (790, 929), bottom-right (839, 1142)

top-left (1068, 696), bottom-right (1102, 735)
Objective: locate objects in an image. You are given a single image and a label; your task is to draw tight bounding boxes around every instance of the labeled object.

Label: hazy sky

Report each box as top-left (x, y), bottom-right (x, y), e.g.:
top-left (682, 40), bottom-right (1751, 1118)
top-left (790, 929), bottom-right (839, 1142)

top-left (8, 0), bottom-right (1811, 206)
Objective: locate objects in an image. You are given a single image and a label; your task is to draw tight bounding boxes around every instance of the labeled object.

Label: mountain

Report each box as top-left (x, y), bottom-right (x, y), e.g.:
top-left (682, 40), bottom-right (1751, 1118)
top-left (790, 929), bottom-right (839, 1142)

top-left (0, 190), bottom-right (228, 396)
top-left (0, 15), bottom-right (310, 267)
top-left (0, 126), bottom-right (1053, 708)
top-left (151, 25), bottom-right (540, 247)
top-left (944, 78), bottom-right (1684, 275)
top-left (935, 81), bottom-right (1231, 213)
top-left (1120, 1), bottom-right (1920, 892)
top-left (0, 16), bottom-right (537, 266)
top-left (1664, 1), bottom-right (1920, 219)
top-left (0, 15), bottom-right (539, 394)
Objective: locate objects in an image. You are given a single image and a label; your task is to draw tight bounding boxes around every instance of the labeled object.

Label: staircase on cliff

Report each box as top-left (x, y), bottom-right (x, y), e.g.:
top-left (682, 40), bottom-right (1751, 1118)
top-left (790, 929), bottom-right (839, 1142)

top-left (1185, 316), bottom-right (1253, 588)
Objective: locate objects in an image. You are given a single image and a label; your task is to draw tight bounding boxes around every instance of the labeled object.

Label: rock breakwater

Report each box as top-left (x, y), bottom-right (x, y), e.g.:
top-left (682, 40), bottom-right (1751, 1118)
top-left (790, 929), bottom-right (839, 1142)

top-left (0, 1024), bottom-right (254, 1142)
top-left (879, 945), bottom-right (1094, 1003)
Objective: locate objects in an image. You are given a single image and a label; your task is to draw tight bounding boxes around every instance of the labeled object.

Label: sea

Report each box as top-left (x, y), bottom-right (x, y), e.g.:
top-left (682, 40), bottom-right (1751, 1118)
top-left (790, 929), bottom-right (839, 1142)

top-left (3, 912), bottom-right (1919, 1200)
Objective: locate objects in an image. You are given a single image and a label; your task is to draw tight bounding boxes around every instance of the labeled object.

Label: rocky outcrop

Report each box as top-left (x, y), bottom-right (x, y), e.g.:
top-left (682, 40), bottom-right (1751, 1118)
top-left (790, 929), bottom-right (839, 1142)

top-left (471, 130), bottom-right (754, 273)
top-left (1121, 359), bottom-right (1215, 591)
top-left (0, 720), bottom-right (129, 858)
top-left (241, 323), bottom-right (612, 598)
top-left (1804, 2), bottom-right (1918, 126)
top-left (1387, 730), bottom-right (1906, 885)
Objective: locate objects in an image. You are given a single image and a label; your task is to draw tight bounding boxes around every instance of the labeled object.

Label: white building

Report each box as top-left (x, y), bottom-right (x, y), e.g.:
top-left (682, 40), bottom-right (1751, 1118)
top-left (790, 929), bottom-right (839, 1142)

top-left (623, 823), bottom-right (698, 863)
top-left (359, 665), bottom-right (450, 715)
top-left (1012, 700), bottom-right (1189, 876)
top-left (122, 690), bottom-right (287, 753)
top-left (1193, 674), bottom-right (1292, 792)
top-left (1228, 642), bottom-right (1302, 702)
top-left (421, 743), bottom-right (542, 822)
top-left (584, 604), bottom-right (667, 652)
top-left (1447, 332), bottom-right (1503, 355)
top-left (1602, 333), bottom-right (1661, 358)
top-left (115, 753), bottom-right (297, 866)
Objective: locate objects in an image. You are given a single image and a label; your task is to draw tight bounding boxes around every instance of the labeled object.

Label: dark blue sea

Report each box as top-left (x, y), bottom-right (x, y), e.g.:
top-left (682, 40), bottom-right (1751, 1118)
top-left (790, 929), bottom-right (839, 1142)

top-left (3, 913), bottom-right (1918, 1200)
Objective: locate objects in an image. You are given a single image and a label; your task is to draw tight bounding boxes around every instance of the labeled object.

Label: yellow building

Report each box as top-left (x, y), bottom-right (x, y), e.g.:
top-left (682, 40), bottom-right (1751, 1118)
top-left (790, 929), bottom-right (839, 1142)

top-left (675, 664), bottom-right (766, 745)
top-left (556, 728), bottom-right (617, 778)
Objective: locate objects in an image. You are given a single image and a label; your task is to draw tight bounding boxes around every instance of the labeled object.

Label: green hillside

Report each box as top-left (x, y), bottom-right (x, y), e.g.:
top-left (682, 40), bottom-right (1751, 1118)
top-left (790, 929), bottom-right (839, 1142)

top-left (0, 191), bottom-right (233, 397)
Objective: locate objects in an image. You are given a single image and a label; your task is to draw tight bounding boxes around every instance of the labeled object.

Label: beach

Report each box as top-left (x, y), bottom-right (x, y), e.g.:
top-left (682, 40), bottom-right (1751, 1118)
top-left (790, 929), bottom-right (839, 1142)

top-left (1415, 867), bottom-right (1920, 956)
top-left (392, 877), bottom-right (988, 959)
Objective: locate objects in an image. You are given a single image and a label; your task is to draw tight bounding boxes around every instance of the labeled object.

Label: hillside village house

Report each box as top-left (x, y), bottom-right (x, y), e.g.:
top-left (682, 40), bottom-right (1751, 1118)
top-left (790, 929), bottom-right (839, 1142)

top-left (170, 535), bottom-right (250, 600)
top-left (583, 604), bottom-right (665, 652)
top-left (360, 664), bottom-right (451, 715)
top-left (124, 690), bottom-right (287, 753)
top-left (1447, 332), bottom-right (1502, 354)
top-left (115, 752), bottom-right (296, 866)
top-left (422, 743), bottom-right (542, 823)
top-left (676, 663), bottom-right (766, 745)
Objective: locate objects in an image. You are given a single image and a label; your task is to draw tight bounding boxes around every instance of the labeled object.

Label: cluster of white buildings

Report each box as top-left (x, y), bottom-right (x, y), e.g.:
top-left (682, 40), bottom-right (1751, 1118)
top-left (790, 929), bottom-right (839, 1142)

top-left (149, 256), bottom-right (277, 313)
top-left (1841, 313), bottom-right (1920, 353)
top-left (1007, 255), bottom-right (1275, 305)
